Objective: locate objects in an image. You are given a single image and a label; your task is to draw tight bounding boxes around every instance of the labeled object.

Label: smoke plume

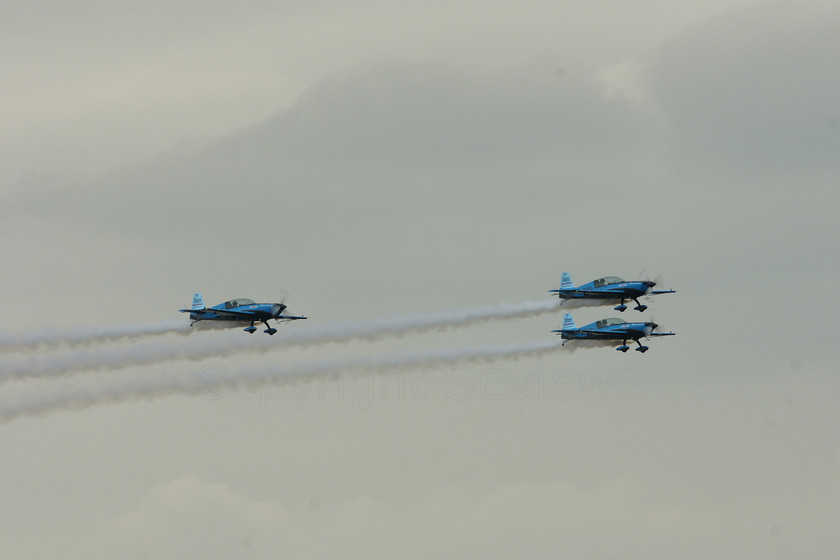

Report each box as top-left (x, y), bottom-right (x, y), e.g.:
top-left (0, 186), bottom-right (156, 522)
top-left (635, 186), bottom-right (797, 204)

top-left (0, 300), bottom-right (562, 383)
top-left (0, 340), bottom-right (564, 422)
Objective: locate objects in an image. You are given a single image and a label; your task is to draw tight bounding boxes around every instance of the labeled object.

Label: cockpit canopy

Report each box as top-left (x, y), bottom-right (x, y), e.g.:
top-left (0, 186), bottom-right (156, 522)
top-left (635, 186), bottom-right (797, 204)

top-left (595, 318), bottom-right (626, 329)
top-left (593, 276), bottom-right (624, 288)
top-left (224, 298), bottom-right (255, 309)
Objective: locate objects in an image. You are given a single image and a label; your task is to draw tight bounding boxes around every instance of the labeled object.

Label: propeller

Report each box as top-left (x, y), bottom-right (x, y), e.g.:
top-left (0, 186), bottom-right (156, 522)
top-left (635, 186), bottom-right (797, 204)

top-left (637, 268), bottom-right (653, 297)
top-left (639, 269), bottom-right (668, 298)
top-left (643, 309), bottom-right (660, 338)
top-left (653, 272), bottom-right (664, 289)
top-left (273, 288), bottom-right (291, 322)
top-left (644, 309), bottom-right (673, 338)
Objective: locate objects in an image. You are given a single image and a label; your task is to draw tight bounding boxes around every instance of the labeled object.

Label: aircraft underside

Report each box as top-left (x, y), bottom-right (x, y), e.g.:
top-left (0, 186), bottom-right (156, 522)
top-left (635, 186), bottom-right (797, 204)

top-left (565, 293), bottom-right (649, 312)
top-left (563, 333), bottom-right (649, 353)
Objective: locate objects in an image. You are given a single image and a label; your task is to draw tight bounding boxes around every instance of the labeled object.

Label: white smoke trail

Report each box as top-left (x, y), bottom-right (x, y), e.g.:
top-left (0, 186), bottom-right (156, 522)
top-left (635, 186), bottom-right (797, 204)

top-left (0, 300), bottom-right (561, 383)
top-left (0, 319), bottom-right (193, 353)
top-left (556, 298), bottom-right (621, 310)
top-left (559, 338), bottom-right (628, 352)
top-left (0, 340), bottom-right (564, 423)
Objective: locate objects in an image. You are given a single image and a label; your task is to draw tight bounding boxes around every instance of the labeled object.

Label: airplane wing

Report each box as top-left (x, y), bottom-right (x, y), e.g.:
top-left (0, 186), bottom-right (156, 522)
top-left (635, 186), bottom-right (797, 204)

top-left (650, 289), bottom-right (676, 294)
top-left (565, 328), bottom-right (621, 337)
top-left (188, 308), bottom-right (269, 320)
top-left (649, 332), bottom-right (676, 336)
top-left (218, 309), bottom-right (263, 318)
top-left (577, 327), bottom-right (638, 336)
top-left (276, 314), bottom-right (308, 321)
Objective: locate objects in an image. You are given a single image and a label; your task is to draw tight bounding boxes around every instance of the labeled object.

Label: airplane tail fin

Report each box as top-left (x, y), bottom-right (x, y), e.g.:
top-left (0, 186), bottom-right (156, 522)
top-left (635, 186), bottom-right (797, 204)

top-left (562, 313), bottom-right (577, 330)
top-left (560, 272), bottom-right (574, 290)
top-left (191, 293), bottom-right (205, 311)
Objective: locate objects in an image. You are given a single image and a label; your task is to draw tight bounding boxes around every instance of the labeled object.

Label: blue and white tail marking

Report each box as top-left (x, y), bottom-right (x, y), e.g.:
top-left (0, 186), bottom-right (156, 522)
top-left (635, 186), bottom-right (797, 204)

top-left (562, 313), bottom-right (577, 330)
top-left (191, 293), bottom-right (205, 311)
top-left (560, 272), bottom-right (574, 290)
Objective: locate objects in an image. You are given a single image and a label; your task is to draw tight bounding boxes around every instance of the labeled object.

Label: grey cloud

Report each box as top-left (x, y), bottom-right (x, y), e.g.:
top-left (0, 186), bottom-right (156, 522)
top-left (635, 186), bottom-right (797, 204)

top-left (8, 60), bottom-right (651, 245)
top-left (254, 62), bottom-right (643, 166)
top-left (4, 4), bottom-right (840, 559)
top-left (649, 1), bottom-right (840, 172)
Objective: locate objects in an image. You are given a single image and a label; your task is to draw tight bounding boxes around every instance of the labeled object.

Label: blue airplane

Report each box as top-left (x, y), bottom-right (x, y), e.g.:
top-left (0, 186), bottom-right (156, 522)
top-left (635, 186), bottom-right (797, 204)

top-left (179, 293), bottom-right (307, 334)
top-left (553, 313), bottom-right (675, 353)
top-left (549, 272), bottom-right (676, 312)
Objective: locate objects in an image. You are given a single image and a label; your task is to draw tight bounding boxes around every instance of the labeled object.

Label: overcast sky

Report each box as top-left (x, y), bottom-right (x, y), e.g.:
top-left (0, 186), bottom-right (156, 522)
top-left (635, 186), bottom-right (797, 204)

top-left (1, 1), bottom-right (839, 558)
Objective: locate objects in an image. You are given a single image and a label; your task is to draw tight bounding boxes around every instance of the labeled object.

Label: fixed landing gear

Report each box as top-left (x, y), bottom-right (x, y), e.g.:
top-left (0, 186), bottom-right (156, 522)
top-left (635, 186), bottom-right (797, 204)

top-left (633, 298), bottom-right (647, 312)
top-left (244, 320), bottom-right (277, 334)
top-left (616, 340), bottom-right (649, 353)
top-left (615, 298), bottom-right (648, 312)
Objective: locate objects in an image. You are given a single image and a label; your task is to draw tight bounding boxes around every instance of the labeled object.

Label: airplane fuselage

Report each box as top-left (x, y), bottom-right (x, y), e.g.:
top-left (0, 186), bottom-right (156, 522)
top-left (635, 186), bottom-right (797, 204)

top-left (553, 314), bottom-right (674, 353)
top-left (552, 281), bottom-right (653, 301)
top-left (558, 321), bottom-right (656, 341)
top-left (189, 302), bottom-right (285, 323)
top-left (550, 277), bottom-right (666, 312)
top-left (180, 294), bottom-right (307, 334)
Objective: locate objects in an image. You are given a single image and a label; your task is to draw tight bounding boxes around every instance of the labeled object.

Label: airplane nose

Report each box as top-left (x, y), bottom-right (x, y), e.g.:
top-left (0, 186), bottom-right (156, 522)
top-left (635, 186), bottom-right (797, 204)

top-left (272, 303), bottom-right (287, 317)
top-left (644, 280), bottom-right (656, 288)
